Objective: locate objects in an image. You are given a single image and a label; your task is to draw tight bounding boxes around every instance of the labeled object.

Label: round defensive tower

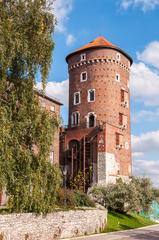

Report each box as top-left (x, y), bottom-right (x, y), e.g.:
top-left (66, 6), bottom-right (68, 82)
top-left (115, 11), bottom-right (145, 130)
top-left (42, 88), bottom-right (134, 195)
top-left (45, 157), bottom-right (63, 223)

top-left (64, 36), bottom-right (133, 185)
top-left (66, 36), bottom-right (132, 131)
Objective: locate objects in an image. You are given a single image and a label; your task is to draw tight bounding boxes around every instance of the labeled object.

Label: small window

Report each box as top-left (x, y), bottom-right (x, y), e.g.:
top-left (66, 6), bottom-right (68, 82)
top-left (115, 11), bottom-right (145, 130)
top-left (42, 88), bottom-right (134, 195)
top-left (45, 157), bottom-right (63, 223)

top-left (81, 53), bottom-right (86, 61)
top-left (88, 89), bottom-right (95, 102)
top-left (116, 133), bottom-right (123, 147)
top-left (74, 92), bottom-right (80, 105)
top-left (119, 113), bottom-right (123, 125)
top-left (50, 151), bottom-right (54, 163)
top-left (119, 113), bottom-right (127, 128)
top-left (80, 72), bottom-right (87, 82)
top-left (116, 53), bottom-right (121, 61)
top-left (121, 89), bottom-right (129, 107)
top-left (71, 112), bottom-right (80, 127)
top-left (87, 113), bottom-right (96, 128)
top-left (89, 114), bottom-right (95, 128)
top-left (50, 105), bottom-right (55, 112)
top-left (115, 73), bottom-right (120, 82)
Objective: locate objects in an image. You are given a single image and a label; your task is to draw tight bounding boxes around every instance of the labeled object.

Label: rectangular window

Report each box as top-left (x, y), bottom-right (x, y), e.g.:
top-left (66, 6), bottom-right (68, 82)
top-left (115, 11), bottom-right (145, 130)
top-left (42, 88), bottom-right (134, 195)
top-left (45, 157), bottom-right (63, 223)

top-left (50, 105), bottom-right (55, 112)
top-left (119, 113), bottom-right (127, 128)
top-left (81, 71), bottom-right (87, 82)
top-left (74, 92), bottom-right (80, 105)
top-left (50, 151), bottom-right (54, 163)
top-left (115, 73), bottom-right (120, 82)
top-left (81, 53), bottom-right (86, 61)
top-left (116, 133), bottom-right (123, 148)
top-left (119, 113), bottom-right (123, 125)
top-left (88, 89), bottom-right (95, 102)
top-left (121, 89), bottom-right (129, 107)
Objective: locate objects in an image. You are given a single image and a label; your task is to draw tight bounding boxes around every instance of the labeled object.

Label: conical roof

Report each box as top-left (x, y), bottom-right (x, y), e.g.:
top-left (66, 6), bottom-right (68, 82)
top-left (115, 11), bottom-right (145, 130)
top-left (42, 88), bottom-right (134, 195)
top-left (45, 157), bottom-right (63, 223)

top-left (66, 36), bottom-right (133, 65)
top-left (76, 36), bottom-right (114, 51)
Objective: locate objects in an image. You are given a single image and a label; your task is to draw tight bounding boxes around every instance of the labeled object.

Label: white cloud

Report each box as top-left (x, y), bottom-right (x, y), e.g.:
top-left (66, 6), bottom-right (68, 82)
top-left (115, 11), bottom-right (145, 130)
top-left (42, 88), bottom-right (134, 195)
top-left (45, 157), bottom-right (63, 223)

top-left (36, 80), bottom-right (69, 106)
top-left (132, 108), bottom-right (159, 123)
top-left (137, 41), bottom-right (159, 69)
top-left (132, 131), bottom-right (159, 187)
top-left (131, 130), bottom-right (159, 153)
top-left (133, 159), bottom-right (159, 187)
top-left (132, 152), bottom-right (144, 157)
top-left (53, 0), bottom-right (73, 32)
top-left (66, 34), bottom-right (76, 46)
top-left (130, 62), bottom-right (159, 106)
top-left (120, 0), bottom-right (159, 11)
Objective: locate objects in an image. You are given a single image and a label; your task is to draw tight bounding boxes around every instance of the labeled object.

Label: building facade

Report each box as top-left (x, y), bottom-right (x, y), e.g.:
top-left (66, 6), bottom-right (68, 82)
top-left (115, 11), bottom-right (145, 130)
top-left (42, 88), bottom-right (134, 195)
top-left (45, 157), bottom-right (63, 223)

top-left (38, 92), bottom-right (62, 164)
top-left (60, 36), bottom-right (133, 188)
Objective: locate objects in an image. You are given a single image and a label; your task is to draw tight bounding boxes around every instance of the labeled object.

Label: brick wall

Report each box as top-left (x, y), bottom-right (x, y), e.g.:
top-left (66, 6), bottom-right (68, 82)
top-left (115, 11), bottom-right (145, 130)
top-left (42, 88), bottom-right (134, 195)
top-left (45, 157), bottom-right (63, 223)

top-left (65, 46), bottom-right (132, 182)
top-left (0, 209), bottom-right (107, 239)
top-left (38, 95), bottom-right (61, 164)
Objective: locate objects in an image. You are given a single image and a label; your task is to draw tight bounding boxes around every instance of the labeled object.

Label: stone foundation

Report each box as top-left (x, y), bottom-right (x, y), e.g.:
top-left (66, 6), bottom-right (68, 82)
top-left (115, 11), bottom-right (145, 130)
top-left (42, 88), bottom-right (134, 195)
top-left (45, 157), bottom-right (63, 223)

top-left (0, 209), bottom-right (107, 240)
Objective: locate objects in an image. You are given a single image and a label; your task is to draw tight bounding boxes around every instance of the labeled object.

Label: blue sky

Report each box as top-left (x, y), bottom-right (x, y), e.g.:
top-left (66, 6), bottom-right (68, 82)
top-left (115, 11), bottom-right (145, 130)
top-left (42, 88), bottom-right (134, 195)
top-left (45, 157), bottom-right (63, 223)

top-left (38, 0), bottom-right (159, 187)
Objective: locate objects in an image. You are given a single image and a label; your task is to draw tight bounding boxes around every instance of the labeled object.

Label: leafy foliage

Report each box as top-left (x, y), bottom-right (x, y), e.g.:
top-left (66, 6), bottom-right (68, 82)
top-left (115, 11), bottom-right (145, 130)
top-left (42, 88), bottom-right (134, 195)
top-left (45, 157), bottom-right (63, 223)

top-left (70, 167), bottom-right (93, 192)
top-left (153, 188), bottom-right (159, 202)
top-left (0, 0), bottom-right (61, 214)
top-left (89, 177), bottom-right (154, 213)
top-left (56, 188), bottom-right (95, 208)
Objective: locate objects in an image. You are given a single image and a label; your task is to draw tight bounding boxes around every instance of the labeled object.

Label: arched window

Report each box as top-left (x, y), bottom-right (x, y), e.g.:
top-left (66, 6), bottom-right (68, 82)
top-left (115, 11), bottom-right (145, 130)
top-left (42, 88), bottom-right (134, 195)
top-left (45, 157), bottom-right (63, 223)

top-left (89, 114), bottom-right (95, 127)
top-left (86, 113), bottom-right (96, 128)
top-left (71, 112), bottom-right (80, 127)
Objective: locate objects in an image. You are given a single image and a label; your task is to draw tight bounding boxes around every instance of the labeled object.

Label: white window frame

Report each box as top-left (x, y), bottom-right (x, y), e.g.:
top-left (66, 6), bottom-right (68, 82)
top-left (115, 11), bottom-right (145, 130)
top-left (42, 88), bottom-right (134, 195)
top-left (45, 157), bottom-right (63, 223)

top-left (50, 105), bottom-right (55, 112)
top-left (80, 71), bottom-right (87, 82)
top-left (86, 112), bottom-right (97, 128)
top-left (116, 53), bottom-right (121, 61)
top-left (50, 151), bottom-right (54, 163)
top-left (115, 73), bottom-right (120, 82)
top-left (88, 89), bottom-right (95, 102)
top-left (80, 53), bottom-right (86, 61)
top-left (74, 91), bottom-right (81, 105)
top-left (71, 111), bottom-right (80, 127)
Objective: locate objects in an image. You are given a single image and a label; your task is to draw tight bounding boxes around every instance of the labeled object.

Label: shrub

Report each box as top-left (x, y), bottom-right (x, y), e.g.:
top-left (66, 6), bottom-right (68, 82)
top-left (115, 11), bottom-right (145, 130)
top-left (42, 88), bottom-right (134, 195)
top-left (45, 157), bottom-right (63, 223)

top-left (74, 191), bottom-right (95, 207)
top-left (57, 188), bottom-right (77, 208)
top-left (56, 188), bottom-right (95, 208)
top-left (89, 177), bottom-right (154, 213)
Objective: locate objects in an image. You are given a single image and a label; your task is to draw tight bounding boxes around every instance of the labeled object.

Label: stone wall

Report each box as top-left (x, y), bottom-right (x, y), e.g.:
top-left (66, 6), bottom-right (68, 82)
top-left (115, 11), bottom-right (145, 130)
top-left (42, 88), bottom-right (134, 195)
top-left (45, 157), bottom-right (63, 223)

top-left (0, 209), bottom-right (107, 240)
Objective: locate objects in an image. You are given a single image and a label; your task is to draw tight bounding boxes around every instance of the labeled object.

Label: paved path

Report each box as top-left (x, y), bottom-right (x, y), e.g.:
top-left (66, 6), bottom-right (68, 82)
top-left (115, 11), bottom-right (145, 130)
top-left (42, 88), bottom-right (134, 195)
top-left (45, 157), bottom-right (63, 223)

top-left (68, 224), bottom-right (159, 240)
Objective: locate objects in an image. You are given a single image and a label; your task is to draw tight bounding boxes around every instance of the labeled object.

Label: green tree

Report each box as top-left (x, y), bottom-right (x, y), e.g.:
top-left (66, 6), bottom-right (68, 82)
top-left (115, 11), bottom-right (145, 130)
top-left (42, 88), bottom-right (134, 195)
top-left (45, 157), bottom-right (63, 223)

top-left (90, 177), bottom-right (154, 213)
top-left (0, 0), bottom-right (61, 213)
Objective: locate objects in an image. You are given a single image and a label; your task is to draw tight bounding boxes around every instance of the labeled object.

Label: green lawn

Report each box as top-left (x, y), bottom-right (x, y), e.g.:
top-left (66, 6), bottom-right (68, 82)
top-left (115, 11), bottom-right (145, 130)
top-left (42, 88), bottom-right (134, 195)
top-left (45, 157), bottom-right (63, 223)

top-left (103, 211), bottom-right (156, 233)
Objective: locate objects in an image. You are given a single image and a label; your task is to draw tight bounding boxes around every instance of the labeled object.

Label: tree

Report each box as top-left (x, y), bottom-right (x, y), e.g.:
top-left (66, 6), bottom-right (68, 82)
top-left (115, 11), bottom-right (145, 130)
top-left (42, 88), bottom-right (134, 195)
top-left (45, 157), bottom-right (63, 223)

top-left (0, 0), bottom-right (61, 213)
top-left (89, 177), bottom-right (154, 213)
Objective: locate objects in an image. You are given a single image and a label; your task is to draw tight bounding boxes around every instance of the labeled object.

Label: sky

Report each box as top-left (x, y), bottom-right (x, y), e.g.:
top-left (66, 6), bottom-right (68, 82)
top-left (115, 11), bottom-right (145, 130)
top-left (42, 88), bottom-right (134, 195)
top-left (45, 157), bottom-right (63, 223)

top-left (37, 0), bottom-right (159, 187)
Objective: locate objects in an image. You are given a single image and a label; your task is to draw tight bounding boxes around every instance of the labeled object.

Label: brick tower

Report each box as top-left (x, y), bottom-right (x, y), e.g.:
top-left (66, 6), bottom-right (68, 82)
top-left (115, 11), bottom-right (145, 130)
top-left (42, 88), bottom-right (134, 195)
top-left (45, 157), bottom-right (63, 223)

top-left (60, 36), bottom-right (133, 187)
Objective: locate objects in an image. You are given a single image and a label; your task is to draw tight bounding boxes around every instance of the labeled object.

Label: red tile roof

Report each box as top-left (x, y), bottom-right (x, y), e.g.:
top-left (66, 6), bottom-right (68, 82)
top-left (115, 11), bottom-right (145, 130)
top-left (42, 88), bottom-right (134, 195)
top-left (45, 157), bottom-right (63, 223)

top-left (76, 36), bottom-right (115, 51)
top-left (66, 36), bottom-right (133, 65)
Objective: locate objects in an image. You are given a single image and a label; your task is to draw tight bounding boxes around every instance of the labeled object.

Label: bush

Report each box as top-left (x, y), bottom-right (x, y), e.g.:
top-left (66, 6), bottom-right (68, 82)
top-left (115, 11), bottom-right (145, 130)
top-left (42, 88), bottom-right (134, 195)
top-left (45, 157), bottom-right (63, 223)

top-left (89, 177), bottom-right (154, 213)
top-left (74, 191), bottom-right (95, 207)
top-left (153, 188), bottom-right (159, 202)
top-left (56, 188), bottom-right (95, 208)
top-left (57, 188), bottom-right (77, 208)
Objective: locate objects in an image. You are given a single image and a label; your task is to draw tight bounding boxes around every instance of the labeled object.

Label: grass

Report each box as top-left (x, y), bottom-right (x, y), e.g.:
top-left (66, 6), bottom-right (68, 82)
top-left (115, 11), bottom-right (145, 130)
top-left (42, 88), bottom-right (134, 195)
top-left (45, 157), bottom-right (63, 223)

top-left (103, 210), bottom-right (156, 233)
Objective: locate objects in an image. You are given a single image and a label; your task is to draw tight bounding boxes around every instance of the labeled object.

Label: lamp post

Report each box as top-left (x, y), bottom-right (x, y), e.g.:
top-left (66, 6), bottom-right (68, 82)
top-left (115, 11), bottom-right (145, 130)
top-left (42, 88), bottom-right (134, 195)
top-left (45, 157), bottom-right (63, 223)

top-left (63, 167), bottom-right (67, 208)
